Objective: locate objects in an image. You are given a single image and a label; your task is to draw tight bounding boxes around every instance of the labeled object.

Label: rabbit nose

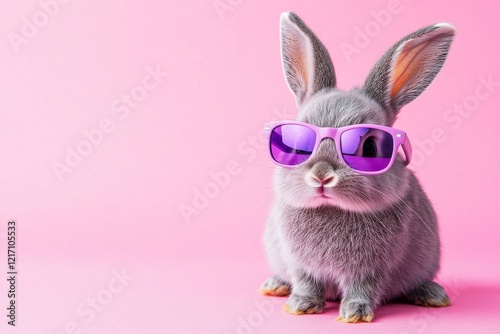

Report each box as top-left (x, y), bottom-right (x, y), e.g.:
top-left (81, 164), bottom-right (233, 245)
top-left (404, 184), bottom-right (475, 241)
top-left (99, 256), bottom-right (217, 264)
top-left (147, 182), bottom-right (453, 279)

top-left (317, 175), bottom-right (335, 185)
top-left (312, 175), bottom-right (334, 185)
top-left (305, 170), bottom-right (338, 188)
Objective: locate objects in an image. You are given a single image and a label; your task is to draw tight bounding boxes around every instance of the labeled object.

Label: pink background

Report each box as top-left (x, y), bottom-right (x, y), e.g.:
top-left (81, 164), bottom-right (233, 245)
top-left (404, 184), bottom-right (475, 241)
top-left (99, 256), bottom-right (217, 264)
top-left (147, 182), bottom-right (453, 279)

top-left (1, 0), bottom-right (499, 333)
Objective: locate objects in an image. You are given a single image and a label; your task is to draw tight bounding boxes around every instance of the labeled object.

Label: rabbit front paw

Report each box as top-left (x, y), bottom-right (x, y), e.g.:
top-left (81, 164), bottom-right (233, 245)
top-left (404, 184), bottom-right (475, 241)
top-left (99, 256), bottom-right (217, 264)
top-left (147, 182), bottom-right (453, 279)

top-left (283, 294), bottom-right (325, 315)
top-left (259, 276), bottom-right (291, 297)
top-left (336, 300), bottom-right (374, 323)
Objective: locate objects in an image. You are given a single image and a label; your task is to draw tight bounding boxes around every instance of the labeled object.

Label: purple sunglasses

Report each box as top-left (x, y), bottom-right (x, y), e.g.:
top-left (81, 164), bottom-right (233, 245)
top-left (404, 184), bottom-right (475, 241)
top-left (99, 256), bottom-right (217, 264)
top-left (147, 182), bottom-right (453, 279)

top-left (264, 121), bottom-right (413, 175)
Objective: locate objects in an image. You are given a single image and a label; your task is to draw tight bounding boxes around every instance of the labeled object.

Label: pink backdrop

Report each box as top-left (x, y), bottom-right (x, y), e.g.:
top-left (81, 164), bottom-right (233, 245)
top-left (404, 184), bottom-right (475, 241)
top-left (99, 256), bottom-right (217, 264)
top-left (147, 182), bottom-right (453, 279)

top-left (1, 0), bottom-right (499, 333)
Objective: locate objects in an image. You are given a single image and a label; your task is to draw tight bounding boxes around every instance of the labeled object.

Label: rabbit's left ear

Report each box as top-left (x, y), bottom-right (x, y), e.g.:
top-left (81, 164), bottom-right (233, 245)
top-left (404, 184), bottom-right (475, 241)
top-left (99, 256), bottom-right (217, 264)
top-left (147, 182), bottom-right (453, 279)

top-left (364, 23), bottom-right (455, 117)
top-left (280, 12), bottom-right (336, 106)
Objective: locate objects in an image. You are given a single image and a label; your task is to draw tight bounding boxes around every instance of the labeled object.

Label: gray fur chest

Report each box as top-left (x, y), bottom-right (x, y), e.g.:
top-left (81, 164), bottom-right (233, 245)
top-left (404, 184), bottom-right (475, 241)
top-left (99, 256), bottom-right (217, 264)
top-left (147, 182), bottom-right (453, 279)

top-left (280, 205), bottom-right (408, 280)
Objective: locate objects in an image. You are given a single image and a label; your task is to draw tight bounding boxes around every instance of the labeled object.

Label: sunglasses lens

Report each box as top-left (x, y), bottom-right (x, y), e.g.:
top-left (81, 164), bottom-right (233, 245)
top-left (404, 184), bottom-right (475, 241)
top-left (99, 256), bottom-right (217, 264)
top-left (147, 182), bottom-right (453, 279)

top-left (270, 124), bottom-right (316, 166)
top-left (340, 127), bottom-right (394, 172)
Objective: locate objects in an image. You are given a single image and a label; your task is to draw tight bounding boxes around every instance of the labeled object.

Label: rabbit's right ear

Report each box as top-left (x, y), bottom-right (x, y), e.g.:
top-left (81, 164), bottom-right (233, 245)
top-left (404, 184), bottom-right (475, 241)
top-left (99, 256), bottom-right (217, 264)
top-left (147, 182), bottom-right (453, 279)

top-left (280, 12), bottom-right (336, 106)
top-left (364, 23), bottom-right (455, 118)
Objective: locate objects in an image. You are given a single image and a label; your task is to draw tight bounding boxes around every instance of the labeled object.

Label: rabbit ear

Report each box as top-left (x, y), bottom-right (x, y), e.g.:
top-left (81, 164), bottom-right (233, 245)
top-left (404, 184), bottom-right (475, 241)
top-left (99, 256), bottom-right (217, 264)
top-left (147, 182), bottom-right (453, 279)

top-left (364, 23), bottom-right (455, 117)
top-left (280, 12), bottom-right (336, 106)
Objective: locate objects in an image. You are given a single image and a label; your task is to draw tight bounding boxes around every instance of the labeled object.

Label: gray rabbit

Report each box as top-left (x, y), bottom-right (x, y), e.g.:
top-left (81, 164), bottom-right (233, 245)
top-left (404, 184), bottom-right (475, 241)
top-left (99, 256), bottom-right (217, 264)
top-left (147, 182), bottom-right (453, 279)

top-left (260, 12), bottom-right (455, 323)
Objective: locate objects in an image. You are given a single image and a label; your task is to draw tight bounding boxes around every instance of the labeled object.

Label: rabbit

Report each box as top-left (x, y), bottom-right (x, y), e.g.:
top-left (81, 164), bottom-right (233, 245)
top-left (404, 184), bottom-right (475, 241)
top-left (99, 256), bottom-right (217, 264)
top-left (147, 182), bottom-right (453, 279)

top-left (259, 12), bottom-right (455, 323)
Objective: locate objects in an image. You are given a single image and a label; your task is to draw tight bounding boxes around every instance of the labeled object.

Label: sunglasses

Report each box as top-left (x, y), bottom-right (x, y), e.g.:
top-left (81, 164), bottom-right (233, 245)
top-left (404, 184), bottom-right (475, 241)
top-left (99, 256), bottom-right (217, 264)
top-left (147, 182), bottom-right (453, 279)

top-left (264, 121), bottom-right (413, 175)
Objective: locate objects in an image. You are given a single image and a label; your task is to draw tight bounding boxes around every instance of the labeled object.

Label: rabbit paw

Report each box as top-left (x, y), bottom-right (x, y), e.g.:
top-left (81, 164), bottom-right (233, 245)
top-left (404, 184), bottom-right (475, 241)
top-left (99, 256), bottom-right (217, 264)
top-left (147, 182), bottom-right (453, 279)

top-left (336, 300), bottom-right (374, 323)
top-left (259, 276), bottom-right (291, 297)
top-left (283, 294), bottom-right (325, 315)
top-left (407, 281), bottom-right (451, 307)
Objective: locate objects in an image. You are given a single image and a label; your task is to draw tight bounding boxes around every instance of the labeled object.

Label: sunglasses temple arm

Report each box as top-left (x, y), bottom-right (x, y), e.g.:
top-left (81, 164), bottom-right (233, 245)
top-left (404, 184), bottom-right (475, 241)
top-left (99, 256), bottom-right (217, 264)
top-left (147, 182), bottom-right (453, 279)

top-left (401, 134), bottom-right (412, 166)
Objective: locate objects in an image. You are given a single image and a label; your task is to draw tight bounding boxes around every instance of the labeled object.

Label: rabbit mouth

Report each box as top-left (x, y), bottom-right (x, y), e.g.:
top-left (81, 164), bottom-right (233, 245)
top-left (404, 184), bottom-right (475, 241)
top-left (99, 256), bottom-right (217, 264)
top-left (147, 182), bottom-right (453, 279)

top-left (308, 192), bottom-right (336, 208)
top-left (317, 194), bottom-right (333, 200)
top-left (314, 187), bottom-right (335, 201)
top-left (315, 187), bottom-right (333, 198)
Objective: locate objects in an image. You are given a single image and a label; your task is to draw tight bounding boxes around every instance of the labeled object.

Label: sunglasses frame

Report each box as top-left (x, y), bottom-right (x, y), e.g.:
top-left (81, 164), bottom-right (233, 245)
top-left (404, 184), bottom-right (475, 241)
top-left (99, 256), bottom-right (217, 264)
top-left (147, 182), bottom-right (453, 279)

top-left (263, 120), bottom-right (413, 175)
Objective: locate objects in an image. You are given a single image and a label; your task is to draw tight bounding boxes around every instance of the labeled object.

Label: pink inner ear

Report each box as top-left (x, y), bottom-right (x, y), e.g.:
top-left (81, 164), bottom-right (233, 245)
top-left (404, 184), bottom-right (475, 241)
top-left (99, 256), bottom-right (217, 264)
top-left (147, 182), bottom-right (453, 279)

top-left (291, 49), bottom-right (310, 91)
top-left (290, 36), bottom-right (310, 90)
top-left (390, 39), bottom-right (431, 98)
